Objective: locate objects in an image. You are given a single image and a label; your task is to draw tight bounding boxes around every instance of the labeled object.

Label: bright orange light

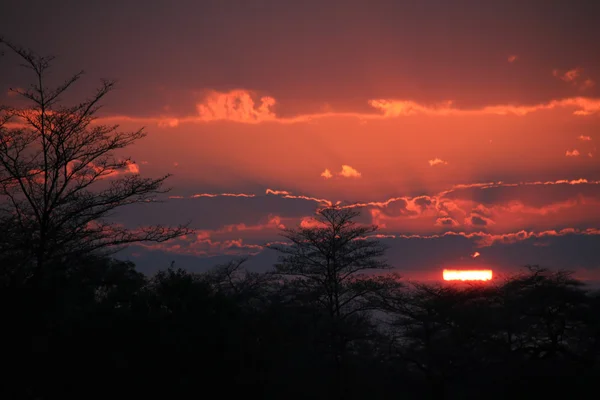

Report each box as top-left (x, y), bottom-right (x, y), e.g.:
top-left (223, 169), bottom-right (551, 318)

top-left (442, 269), bottom-right (493, 281)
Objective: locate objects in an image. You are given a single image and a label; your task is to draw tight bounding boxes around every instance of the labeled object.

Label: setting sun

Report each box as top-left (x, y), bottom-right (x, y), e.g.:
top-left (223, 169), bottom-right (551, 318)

top-left (443, 269), bottom-right (493, 281)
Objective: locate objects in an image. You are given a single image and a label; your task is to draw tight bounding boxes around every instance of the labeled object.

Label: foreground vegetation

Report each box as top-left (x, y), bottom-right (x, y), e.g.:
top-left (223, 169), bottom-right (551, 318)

top-left (2, 249), bottom-right (600, 399)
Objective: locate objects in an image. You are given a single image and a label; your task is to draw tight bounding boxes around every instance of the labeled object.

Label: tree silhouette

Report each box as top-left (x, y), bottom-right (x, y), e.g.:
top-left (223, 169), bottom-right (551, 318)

top-left (270, 206), bottom-right (398, 394)
top-left (0, 39), bottom-right (190, 283)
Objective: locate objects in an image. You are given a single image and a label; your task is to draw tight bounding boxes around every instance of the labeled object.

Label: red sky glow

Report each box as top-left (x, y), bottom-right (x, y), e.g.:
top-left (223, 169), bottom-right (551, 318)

top-left (2, 0), bottom-right (599, 282)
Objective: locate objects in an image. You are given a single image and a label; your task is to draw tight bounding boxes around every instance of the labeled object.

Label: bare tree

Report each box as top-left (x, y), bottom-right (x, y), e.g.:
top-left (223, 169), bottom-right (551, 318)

top-left (0, 39), bottom-right (191, 279)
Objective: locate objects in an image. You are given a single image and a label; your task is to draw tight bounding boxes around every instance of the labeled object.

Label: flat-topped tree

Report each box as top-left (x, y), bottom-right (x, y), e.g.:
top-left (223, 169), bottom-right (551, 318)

top-left (0, 39), bottom-right (191, 279)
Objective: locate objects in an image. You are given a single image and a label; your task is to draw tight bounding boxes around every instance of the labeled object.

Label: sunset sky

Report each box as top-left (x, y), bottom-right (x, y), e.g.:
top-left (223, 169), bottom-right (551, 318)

top-left (2, 0), bottom-right (600, 282)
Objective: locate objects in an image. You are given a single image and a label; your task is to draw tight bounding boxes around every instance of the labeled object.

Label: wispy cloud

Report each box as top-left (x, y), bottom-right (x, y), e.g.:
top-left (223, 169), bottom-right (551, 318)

top-left (368, 99), bottom-right (456, 117)
top-left (579, 135), bottom-right (592, 141)
top-left (429, 158), bottom-right (448, 166)
top-left (553, 68), bottom-right (595, 91)
top-left (168, 193), bottom-right (256, 199)
top-left (265, 189), bottom-right (334, 206)
top-left (366, 228), bottom-right (600, 249)
top-left (553, 68), bottom-right (582, 83)
top-left (370, 97), bottom-right (600, 117)
top-left (507, 55), bottom-right (518, 63)
top-left (566, 149), bottom-right (580, 157)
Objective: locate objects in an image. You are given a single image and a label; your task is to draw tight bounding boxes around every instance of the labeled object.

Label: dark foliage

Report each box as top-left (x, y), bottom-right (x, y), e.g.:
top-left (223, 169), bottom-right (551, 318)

top-left (3, 228), bottom-right (600, 399)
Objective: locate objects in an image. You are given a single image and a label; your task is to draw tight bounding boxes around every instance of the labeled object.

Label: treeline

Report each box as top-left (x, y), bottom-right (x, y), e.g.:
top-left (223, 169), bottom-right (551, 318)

top-left (2, 237), bottom-right (600, 398)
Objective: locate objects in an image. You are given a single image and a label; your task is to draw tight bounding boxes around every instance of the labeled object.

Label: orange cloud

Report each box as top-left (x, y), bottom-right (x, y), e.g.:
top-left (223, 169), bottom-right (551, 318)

top-left (190, 193), bottom-right (256, 199)
top-left (265, 189), bottom-right (292, 196)
top-left (60, 159), bottom-right (140, 180)
top-left (429, 158), bottom-right (448, 166)
top-left (137, 214), bottom-right (297, 257)
top-left (507, 55), bottom-right (518, 63)
top-left (371, 228), bottom-right (600, 249)
top-left (157, 118), bottom-right (179, 128)
top-left (471, 251), bottom-right (481, 258)
top-left (438, 178), bottom-right (600, 198)
top-left (299, 217), bottom-right (328, 229)
top-left (339, 165), bottom-right (362, 178)
top-left (368, 99), bottom-right (456, 117)
top-left (168, 192), bottom-right (256, 199)
top-left (369, 97), bottom-right (600, 117)
top-left (196, 89), bottom-right (277, 123)
top-left (266, 189), bottom-right (334, 206)
top-left (214, 215), bottom-right (286, 233)
top-left (320, 168), bottom-right (333, 179)
top-left (566, 149), bottom-right (580, 157)
top-left (579, 135), bottom-right (592, 141)
top-left (126, 162), bottom-right (140, 174)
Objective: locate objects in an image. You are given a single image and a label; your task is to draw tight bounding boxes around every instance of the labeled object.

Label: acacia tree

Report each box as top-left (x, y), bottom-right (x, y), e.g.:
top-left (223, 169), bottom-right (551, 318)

top-left (0, 39), bottom-right (190, 280)
top-left (270, 206), bottom-right (399, 380)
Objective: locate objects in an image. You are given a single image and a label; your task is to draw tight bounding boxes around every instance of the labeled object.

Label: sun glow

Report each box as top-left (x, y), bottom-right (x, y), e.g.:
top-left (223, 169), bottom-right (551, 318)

top-left (443, 269), bottom-right (493, 281)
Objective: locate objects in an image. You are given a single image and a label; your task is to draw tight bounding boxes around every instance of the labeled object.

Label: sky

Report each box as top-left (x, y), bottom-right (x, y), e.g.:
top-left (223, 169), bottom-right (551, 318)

top-left (1, 0), bottom-right (600, 282)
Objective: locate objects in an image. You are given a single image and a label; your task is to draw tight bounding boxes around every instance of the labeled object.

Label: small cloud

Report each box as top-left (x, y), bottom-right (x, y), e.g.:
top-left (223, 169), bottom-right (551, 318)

top-left (465, 215), bottom-right (494, 227)
top-left (566, 149), bottom-right (580, 157)
top-left (507, 55), bottom-right (518, 63)
top-left (589, 152), bottom-right (594, 158)
top-left (173, 162), bottom-right (179, 167)
top-left (471, 251), bottom-right (481, 259)
top-left (320, 168), bottom-right (333, 179)
top-left (126, 162), bottom-right (140, 174)
top-left (581, 78), bottom-right (596, 91)
top-left (300, 217), bottom-right (327, 229)
top-left (579, 135), bottom-right (592, 141)
top-left (429, 158), bottom-right (448, 166)
top-left (553, 68), bottom-right (582, 83)
top-left (339, 165), bottom-right (361, 178)
top-left (552, 68), bottom-right (595, 91)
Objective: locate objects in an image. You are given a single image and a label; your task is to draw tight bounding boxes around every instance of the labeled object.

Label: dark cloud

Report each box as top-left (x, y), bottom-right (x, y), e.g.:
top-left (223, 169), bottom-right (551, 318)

top-left (469, 215), bottom-right (489, 226)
